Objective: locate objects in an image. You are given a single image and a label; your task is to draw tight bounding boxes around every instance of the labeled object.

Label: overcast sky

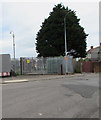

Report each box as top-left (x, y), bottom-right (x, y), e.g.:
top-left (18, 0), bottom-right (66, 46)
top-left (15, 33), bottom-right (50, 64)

top-left (0, 0), bottom-right (100, 58)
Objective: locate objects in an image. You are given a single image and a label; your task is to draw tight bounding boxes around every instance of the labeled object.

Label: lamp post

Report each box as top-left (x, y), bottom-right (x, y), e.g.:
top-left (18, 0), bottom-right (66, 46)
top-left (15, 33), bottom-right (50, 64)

top-left (10, 31), bottom-right (15, 73)
top-left (64, 12), bottom-right (69, 74)
top-left (64, 12), bottom-right (69, 56)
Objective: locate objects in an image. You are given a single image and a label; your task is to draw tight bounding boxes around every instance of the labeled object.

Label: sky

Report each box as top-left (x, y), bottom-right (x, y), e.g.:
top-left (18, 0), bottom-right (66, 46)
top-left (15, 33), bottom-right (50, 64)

top-left (0, 0), bottom-right (100, 58)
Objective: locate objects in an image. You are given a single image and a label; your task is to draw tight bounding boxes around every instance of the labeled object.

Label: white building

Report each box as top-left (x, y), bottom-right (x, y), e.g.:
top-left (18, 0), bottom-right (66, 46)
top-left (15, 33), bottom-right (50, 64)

top-left (87, 46), bottom-right (101, 61)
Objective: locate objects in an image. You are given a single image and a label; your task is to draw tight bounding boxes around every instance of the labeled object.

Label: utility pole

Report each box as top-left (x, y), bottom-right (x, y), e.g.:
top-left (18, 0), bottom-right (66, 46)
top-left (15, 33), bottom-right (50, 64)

top-left (10, 31), bottom-right (15, 73)
top-left (64, 12), bottom-right (69, 74)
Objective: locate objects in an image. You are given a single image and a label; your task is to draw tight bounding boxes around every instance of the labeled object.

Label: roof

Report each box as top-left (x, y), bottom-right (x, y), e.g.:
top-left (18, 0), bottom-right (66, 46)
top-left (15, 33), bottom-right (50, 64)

top-left (87, 46), bottom-right (100, 54)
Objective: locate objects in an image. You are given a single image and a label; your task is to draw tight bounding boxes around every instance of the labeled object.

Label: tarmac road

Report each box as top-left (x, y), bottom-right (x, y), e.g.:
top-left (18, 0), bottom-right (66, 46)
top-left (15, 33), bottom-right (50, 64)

top-left (2, 73), bottom-right (99, 118)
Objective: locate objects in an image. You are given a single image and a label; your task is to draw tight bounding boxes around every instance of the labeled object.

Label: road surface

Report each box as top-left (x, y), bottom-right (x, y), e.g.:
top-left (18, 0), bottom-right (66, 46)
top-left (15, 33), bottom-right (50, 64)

top-left (2, 73), bottom-right (99, 118)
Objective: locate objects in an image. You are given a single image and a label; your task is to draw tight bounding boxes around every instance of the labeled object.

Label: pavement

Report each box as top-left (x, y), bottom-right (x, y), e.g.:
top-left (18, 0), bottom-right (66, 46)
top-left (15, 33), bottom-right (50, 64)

top-left (2, 73), bottom-right (100, 118)
top-left (0, 73), bottom-right (97, 84)
top-left (0, 74), bottom-right (75, 84)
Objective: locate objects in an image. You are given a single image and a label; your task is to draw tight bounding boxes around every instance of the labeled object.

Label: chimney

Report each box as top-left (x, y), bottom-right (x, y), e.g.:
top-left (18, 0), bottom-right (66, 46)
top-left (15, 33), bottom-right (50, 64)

top-left (91, 46), bottom-right (93, 49)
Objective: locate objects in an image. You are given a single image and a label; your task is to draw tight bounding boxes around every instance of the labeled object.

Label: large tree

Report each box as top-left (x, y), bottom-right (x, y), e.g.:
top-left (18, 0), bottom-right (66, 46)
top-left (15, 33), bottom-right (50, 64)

top-left (36, 3), bottom-right (88, 57)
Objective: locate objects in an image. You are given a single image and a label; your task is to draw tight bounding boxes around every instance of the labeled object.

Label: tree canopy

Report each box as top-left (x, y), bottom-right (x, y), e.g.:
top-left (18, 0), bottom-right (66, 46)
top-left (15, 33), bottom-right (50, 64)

top-left (36, 3), bottom-right (88, 58)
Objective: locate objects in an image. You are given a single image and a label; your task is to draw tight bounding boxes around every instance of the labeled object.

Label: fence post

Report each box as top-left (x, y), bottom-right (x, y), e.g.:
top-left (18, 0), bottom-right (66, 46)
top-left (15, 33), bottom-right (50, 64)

top-left (20, 57), bottom-right (23, 75)
top-left (81, 62), bottom-right (82, 73)
top-left (61, 64), bottom-right (63, 75)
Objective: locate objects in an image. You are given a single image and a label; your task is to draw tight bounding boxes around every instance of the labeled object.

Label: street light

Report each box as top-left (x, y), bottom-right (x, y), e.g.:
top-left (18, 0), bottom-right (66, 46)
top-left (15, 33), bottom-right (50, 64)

top-left (64, 12), bottom-right (69, 74)
top-left (64, 12), bottom-right (69, 56)
top-left (10, 31), bottom-right (15, 73)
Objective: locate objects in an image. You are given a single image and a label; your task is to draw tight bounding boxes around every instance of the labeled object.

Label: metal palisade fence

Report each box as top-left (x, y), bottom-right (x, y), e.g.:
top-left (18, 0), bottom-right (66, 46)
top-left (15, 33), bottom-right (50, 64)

top-left (11, 56), bottom-right (74, 75)
top-left (11, 58), bottom-right (20, 75)
top-left (20, 57), bottom-right (47, 75)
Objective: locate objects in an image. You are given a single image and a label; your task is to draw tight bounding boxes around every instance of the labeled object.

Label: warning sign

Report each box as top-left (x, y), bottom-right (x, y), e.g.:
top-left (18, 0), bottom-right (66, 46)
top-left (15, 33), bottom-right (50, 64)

top-left (26, 59), bottom-right (30, 63)
top-left (64, 56), bottom-right (68, 60)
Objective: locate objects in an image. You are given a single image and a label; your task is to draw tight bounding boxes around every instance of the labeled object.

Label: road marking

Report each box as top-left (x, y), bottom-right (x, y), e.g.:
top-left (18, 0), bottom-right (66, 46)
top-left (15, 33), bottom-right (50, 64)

top-left (3, 79), bottom-right (28, 83)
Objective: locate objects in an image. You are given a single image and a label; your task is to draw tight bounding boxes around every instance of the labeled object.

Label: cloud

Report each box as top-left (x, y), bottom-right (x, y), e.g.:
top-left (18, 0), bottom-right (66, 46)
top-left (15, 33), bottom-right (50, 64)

top-left (63, 2), bottom-right (99, 49)
top-left (1, 1), bottom-right (99, 58)
top-left (2, 2), bottom-right (56, 58)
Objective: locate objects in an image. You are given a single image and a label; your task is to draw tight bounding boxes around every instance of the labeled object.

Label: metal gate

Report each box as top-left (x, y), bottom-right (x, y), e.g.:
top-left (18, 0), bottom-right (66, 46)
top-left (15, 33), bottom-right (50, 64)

top-left (20, 57), bottom-right (47, 75)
